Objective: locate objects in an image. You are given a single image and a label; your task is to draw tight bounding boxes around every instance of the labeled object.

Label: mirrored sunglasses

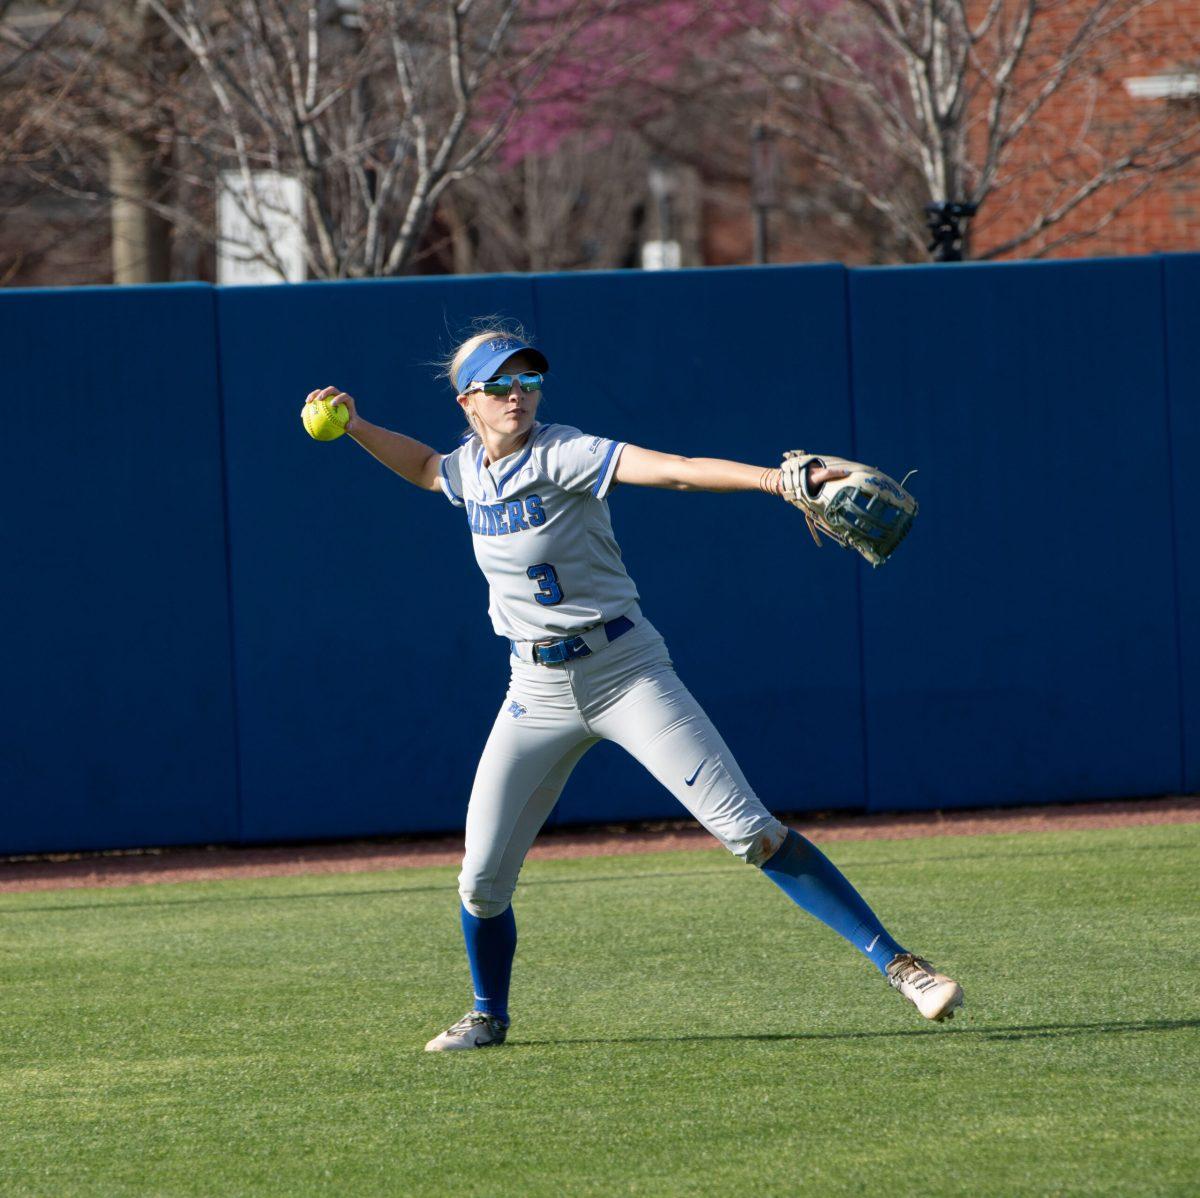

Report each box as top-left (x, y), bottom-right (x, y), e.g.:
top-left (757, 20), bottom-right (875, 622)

top-left (468, 371), bottom-right (544, 397)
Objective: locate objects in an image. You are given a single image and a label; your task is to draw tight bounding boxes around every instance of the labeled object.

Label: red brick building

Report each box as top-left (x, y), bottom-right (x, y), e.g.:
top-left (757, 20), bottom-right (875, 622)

top-left (970, 0), bottom-right (1200, 258)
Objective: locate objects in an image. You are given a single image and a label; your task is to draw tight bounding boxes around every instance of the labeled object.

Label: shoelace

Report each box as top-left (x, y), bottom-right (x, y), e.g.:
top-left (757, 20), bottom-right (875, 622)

top-left (446, 1011), bottom-right (493, 1035)
top-left (888, 954), bottom-right (940, 992)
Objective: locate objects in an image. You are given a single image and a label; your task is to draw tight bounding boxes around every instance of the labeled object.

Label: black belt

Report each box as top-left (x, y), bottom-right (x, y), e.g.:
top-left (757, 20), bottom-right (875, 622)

top-left (512, 615), bottom-right (635, 666)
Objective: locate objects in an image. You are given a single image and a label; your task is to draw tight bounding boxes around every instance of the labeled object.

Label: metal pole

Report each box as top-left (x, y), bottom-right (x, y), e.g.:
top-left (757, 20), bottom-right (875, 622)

top-left (753, 205), bottom-right (768, 266)
top-left (751, 122), bottom-right (777, 265)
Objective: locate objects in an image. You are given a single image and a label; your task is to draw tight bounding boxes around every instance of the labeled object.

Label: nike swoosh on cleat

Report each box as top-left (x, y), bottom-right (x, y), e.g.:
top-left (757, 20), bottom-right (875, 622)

top-left (685, 760), bottom-right (706, 787)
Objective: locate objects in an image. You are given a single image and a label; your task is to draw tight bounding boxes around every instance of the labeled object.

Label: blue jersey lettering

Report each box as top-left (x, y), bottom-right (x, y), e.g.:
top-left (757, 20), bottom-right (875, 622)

top-left (466, 494), bottom-right (547, 538)
top-left (507, 500), bottom-right (528, 531)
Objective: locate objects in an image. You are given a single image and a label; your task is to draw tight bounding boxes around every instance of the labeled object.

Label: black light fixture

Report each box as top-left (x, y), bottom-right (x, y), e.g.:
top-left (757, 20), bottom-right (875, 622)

top-left (924, 201), bottom-right (978, 262)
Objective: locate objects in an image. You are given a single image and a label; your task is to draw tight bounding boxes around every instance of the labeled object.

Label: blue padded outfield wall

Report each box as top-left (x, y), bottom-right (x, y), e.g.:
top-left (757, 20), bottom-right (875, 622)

top-left (1, 285), bottom-right (239, 852)
top-left (849, 257), bottom-right (1183, 809)
top-left (1, 255), bottom-right (1195, 853)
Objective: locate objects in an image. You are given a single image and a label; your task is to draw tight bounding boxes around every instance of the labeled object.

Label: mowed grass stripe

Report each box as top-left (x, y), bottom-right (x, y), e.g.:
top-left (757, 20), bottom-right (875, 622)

top-left (1, 823), bottom-right (1197, 1197)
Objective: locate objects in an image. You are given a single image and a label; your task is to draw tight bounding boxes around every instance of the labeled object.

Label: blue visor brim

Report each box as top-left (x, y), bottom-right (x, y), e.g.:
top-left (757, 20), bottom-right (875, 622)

top-left (458, 338), bottom-right (549, 392)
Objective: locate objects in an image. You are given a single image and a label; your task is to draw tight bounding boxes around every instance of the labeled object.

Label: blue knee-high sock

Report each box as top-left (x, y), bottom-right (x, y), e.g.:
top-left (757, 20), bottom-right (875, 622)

top-left (460, 904), bottom-right (516, 1023)
top-left (761, 830), bottom-right (905, 974)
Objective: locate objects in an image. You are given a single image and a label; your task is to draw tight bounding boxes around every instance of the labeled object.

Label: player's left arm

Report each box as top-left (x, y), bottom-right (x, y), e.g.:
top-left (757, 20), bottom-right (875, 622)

top-left (613, 445), bottom-right (846, 495)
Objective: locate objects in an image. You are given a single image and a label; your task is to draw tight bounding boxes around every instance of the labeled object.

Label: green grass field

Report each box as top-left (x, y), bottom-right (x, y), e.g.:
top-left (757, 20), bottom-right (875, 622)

top-left (1, 823), bottom-right (1197, 1197)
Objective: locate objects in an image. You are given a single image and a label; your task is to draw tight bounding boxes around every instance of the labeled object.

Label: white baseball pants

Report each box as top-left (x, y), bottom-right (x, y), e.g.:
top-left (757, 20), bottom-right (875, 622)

top-left (459, 618), bottom-right (787, 918)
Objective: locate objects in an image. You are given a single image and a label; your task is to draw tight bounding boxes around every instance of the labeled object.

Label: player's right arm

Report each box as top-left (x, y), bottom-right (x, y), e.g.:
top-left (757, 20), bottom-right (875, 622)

top-left (305, 387), bottom-right (442, 492)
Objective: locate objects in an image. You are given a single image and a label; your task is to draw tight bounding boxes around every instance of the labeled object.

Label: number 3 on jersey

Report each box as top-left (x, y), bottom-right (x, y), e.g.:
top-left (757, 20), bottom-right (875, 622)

top-left (527, 562), bottom-right (564, 606)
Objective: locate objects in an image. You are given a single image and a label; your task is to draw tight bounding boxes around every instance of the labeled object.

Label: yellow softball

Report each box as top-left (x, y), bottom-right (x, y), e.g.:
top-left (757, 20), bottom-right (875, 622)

top-left (302, 396), bottom-right (351, 442)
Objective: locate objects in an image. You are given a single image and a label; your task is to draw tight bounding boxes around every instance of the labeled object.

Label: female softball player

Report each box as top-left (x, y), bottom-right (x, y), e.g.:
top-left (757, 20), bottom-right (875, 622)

top-left (304, 326), bottom-right (963, 1051)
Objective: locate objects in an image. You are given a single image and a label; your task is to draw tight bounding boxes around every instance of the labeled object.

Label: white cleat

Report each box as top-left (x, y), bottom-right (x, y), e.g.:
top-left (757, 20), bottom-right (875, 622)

top-left (886, 953), bottom-right (964, 1022)
top-left (424, 1011), bottom-right (509, 1052)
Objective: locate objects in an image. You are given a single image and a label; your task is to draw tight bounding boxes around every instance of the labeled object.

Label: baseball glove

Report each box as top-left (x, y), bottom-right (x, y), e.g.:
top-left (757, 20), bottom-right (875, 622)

top-left (780, 451), bottom-right (918, 567)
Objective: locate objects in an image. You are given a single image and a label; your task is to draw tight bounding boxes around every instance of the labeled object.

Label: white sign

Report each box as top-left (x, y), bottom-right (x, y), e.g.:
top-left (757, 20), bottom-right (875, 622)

top-left (218, 171), bottom-right (306, 284)
top-left (1124, 73), bottom-right (1200, 100)
top-left (642, 240), bottom-right (682, 271)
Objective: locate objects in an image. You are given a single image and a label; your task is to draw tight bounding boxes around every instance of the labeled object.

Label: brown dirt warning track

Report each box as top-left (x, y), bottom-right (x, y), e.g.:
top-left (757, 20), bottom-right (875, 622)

top-left (0, 796), bottom-right (1196, 894)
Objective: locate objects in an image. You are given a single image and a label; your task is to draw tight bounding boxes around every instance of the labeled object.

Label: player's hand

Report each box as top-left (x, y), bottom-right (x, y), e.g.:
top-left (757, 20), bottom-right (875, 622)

top-left (305, 386), bottom-right (360, 432)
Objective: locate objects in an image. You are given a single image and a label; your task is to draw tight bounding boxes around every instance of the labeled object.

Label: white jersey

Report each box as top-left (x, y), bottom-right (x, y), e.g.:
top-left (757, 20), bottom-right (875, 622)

top-left (437, 422), bottom-right (639, 642)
